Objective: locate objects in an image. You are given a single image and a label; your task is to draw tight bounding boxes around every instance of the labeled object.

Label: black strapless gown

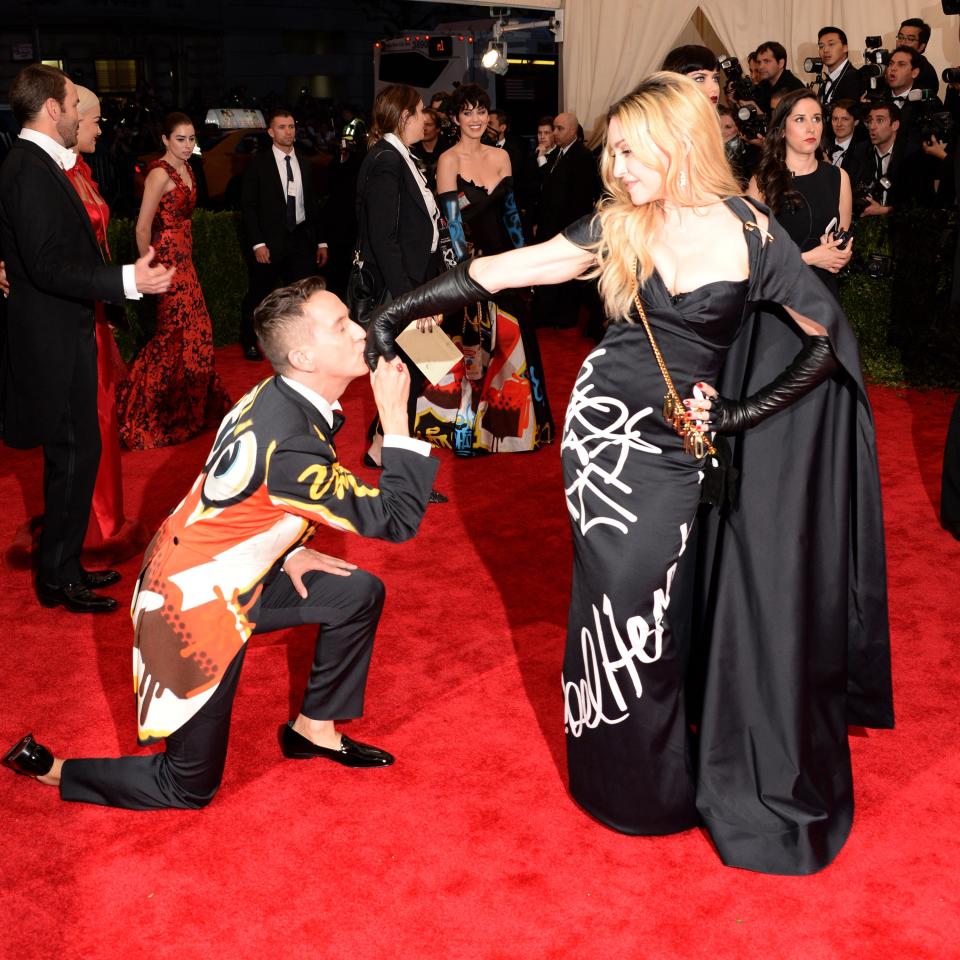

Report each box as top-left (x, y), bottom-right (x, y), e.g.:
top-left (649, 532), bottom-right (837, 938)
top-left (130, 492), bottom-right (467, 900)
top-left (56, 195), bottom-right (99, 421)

top-left (559, 196), bottom-right (893, 876)
top-left (562, 274), bottom-right (748, 835)
top-left (416, 175), bottom-right (553, 453)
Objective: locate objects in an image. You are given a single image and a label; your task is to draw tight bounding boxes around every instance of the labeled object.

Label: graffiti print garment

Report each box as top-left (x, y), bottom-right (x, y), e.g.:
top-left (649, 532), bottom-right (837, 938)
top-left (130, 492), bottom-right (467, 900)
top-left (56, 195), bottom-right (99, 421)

top-left (131, 376), bottom-right (437, 744)
top-left (559, 198), bottom-right (891, 875)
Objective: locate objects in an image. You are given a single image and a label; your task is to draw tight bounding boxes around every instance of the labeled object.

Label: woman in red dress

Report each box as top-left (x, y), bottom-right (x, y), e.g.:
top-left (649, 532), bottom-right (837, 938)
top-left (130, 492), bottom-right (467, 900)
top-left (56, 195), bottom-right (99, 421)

top-left (67, 86), bottom-right (145, 559)
top-left (117, 112), bottom-right (230, 449)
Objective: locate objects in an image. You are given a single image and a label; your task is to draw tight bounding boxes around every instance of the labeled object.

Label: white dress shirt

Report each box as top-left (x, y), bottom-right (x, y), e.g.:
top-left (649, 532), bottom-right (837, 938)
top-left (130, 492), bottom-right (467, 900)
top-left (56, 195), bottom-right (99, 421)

top-left (832, 135), bottom-right (853, 166)
top-left (19, 128), bottom-right (141, 300)
top-left (822, 60), bottom-right (849, 102)
top-left (251, 145), bottom-right (326, 252)
top-left (383, 132), bottom-right (439, 252)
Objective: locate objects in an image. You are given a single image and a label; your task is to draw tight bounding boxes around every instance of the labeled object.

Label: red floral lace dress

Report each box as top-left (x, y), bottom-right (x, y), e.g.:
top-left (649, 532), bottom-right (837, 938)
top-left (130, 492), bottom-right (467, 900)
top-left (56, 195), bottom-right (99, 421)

top-left (65, 156), bottom-right (144, 560)
top-left (117, 159), bottom-right (230, 449)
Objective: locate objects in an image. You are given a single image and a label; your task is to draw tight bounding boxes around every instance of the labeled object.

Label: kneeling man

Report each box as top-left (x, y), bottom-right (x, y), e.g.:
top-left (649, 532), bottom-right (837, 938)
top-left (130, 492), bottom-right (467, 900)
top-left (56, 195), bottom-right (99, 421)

top-left (3, 277), bottom-right (437, 808)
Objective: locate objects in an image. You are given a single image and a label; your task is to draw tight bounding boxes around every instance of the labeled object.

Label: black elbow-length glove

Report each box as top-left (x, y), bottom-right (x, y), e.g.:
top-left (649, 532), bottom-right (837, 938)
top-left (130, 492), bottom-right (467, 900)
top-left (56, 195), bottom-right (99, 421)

top-left (709, 335), bottom-right (839, 433)
top-left (365, 261), bottom-right (494, 370)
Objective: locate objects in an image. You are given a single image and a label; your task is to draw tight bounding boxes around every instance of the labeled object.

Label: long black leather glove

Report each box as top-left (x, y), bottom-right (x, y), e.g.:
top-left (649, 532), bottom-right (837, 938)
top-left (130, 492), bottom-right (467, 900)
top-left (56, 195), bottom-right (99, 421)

top-left (365, 261), bottom-right (494, 370)
top-left (709, 335), bottom-right (839, 432)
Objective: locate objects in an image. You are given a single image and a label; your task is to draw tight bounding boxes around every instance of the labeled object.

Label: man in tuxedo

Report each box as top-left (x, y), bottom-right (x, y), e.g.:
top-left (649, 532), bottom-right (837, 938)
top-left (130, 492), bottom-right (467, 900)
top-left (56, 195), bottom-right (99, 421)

top-left (486, 108), bottom-right (526, 183)
top-left (856, 102), bottom-right (925, 216)
top-left (827, 99), bottom-right (870, 174)
top-left (753, 41), bottom-right (805, 115)
top-left (896, 18), bottom-right (939, 96)
top-left (817, 27), bottom-right (863, 105)
top-left (0, 64), bottom-right (173, 614)
top-left (4, 277), bottom-right (439, 808)
top-left (240, 108), bottom-right (328, 361)
top-left (533, 111), bottom-right (601, 328)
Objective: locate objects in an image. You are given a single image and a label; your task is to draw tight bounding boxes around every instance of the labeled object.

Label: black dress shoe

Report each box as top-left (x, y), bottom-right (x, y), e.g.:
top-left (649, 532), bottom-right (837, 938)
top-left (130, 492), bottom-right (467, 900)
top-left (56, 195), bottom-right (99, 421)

top-left (243, 344), bottom-right (263, 361)
top-left (428, 489), bottom-right (448, 504)
top-left (36, 580), bottom-right (119, 613)
top-left (278, 722), bottom-right (394, 767)
top-left (3, 733), bottom-right (54, 777)
top-left (82, 568), bottom-right (120, 589)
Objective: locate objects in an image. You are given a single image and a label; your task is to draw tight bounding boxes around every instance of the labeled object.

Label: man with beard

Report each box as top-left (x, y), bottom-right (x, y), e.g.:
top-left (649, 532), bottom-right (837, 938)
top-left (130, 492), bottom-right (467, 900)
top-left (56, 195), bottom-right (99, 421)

top-left (0, 64), bottom-right (172, 613)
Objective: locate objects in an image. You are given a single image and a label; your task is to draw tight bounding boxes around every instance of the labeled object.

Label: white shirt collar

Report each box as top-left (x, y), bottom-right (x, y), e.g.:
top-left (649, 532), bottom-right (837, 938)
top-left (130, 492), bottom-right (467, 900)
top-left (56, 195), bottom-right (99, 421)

top-left (892, 86), bottom-right (912, 101)
top-left (827, 60), bottom-right (849, 82)
top-left (383, 132), bottom-right (410, 159)
top-left (835, 135), bottom-right (853, 151)
top-left (272, 143), bottom-right (296, 162)
top-left (280, 376), bottom-right (341, 429)
top-left (19, 128), bottom-right (77, 170)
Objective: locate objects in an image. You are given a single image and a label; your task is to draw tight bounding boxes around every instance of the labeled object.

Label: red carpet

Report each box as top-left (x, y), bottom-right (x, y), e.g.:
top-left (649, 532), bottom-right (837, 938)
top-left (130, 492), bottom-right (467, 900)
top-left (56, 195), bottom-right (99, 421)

top-left (1, 330), bottom-right (958, 960)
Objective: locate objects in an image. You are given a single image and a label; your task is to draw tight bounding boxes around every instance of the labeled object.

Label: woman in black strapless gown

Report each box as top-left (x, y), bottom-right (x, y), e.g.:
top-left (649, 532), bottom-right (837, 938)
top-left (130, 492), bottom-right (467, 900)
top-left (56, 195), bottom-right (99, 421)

top-left (749, 89), bottom-right (853, 297)
top-left (425, 84), bottom-right (553, 454)
top-left (365, 74), bottom-right (893, 876)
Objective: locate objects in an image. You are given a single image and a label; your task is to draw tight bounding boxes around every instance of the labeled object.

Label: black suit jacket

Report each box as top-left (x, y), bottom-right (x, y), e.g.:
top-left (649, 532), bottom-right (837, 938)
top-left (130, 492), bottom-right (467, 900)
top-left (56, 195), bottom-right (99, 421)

top-left (822, 61), bottom-right (863, 104)
top-left (537, 140), bottom-right (601, 240)
top-left (0, 138), bottom-right (125, 447)
top-left (241, 146), bottom-right (324, 259)
top-left (356, 139), bottom-right (437, 298)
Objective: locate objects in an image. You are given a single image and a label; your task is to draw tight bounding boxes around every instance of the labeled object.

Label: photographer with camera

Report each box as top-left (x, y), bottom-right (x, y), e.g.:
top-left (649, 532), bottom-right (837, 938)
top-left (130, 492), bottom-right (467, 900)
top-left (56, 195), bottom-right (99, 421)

top-left (754, 41), bottom-right (805, 115)
top-left (896, 19), bottom-right (940, 96)
top-left (747, 89), bottom-right (853, 297)
top-left (853, 102), bottom-right (920, 217)
top-left (818, 27), bottom-right (863, 104)
top-left (718, 104), bottom-right (760, 187)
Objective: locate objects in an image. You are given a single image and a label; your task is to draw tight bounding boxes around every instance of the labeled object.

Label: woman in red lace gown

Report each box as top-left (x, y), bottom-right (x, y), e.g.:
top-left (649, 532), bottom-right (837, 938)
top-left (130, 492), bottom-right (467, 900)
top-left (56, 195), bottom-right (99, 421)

top-left (117, 112), bottom-right (230, 449)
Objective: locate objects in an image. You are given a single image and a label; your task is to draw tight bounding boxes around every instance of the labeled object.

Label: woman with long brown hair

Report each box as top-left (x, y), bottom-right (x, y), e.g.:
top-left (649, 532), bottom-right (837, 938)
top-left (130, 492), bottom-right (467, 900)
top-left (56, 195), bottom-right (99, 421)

top-left (362, 72), bottom-right (892, 875)
top-left (749, 88), bottom-right (853, 295)
top-left (354, 84), bottom-right (443, 495)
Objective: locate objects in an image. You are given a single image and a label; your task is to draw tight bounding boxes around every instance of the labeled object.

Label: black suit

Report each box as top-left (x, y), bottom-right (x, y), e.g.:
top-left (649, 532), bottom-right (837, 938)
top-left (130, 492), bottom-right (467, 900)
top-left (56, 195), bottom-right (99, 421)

top-left (0, 138), bottom-right (125, 586)
top-left (240, 146), bottom-right (326, 351)
top-left (356, 138), bottom-right (440, 431)
top-left (821, 61), bottom-right (863, 104)
top-left (534, 140), bottom-right (601, 328)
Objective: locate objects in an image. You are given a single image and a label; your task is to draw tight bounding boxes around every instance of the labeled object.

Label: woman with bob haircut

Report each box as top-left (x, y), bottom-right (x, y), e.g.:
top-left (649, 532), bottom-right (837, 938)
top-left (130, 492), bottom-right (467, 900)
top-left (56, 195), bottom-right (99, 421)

top-left (363, 72), bottom-right (892, 876)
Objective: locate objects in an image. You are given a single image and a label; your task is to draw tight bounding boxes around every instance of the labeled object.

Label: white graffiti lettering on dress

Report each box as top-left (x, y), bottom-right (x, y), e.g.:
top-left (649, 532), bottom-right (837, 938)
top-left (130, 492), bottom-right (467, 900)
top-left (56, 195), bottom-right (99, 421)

top-left (562, 348), bottom-right (661, 536)
top-left (563, 523), bottom-right (690, 738)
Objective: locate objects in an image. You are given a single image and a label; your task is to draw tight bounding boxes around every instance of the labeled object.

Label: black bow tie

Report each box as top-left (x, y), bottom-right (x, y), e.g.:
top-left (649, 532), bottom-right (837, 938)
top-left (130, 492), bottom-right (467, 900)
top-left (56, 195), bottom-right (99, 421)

top-left (330, 411), bottom-right (346, 435)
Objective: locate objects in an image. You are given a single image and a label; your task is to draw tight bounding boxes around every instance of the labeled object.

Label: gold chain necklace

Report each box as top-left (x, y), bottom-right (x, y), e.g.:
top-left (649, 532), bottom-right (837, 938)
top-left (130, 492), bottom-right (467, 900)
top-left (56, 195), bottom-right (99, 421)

top-left (632, 257), bottom-right (715, 460)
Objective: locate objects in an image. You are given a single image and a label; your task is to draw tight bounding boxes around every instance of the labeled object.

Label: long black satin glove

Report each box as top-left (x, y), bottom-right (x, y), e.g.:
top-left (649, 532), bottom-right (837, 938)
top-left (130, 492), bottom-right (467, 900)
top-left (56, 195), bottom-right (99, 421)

top-left (365, 261), bottom-right (494, 370)
top-left (709, 335), bottom-right (839, 432)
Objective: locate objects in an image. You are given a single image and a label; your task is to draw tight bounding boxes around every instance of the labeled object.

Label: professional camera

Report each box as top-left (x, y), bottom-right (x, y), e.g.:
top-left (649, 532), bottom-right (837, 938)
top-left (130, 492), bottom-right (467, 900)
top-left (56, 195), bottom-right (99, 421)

top-left (859, 35), bottom-right (891, 96)
top-left (803, 57), bottom-right (824, 74)
top-left (719, 55), bottom-right (756, 102)
top-left (863, 253), bottom-right (893, 278)
top-left (737, 104), bottom-right (767, 139)
top-left (853, 177), bottom-right (891, 216)
top-left (943, 66), bottom-right (960, 84)
top-left (904, 89), bottom-right (957, 142)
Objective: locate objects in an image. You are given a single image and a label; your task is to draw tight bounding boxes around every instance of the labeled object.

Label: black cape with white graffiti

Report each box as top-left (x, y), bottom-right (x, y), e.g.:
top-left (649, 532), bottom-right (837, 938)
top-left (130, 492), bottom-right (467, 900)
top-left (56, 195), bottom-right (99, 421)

top-left (559, 197), bottom-right (892, 876)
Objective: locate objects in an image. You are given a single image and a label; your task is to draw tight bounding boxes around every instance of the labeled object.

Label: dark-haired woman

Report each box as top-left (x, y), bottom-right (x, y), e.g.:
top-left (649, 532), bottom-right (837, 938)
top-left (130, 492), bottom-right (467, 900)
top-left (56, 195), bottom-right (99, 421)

top-left (661, 45), bottom-right (721, 107)
top-left (748, 89), bottom-right (853, 296)
top-left (356, 84), bottom-right (443, 477)
top-left (117, 112), bottom-right (230, 449)
top-left (424, 83), bottom-right (552, 454)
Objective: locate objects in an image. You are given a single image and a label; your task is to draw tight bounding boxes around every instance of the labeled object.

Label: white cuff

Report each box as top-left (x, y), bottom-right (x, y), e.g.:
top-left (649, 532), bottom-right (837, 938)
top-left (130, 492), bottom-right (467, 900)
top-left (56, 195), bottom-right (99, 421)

top-left (318, 242), bottom-right (328, 248)
top-left (122, 264), bottom-right (142, 300)
top-left (383, 435), bottom-right (431, 457)
top-left (537, 154), bottom-right (547, 167)
top-left (253, 243), bottom-right (266, 251)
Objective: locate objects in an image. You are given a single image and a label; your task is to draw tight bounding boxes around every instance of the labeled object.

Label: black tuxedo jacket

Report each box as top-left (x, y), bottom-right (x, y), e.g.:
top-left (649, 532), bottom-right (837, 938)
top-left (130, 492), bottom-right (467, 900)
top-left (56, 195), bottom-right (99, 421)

top-left (356, 138), bottom-right (437, 298)
top-left (849, 137), bottom-right (925, 206)
top-left (0, 138), bottom-right (125, 448)
top-left (537, 140), bottom-right (601, 240)
top-left (241, 146), bottom-right (325, 258)
top-left (822, 61), bottom-right (863, 104)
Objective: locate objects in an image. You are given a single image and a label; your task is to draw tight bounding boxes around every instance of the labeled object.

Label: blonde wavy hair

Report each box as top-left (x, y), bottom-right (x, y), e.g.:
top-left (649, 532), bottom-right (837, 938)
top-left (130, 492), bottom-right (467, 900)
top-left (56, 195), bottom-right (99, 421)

top-left (589, 72), bottom-right (742, 322)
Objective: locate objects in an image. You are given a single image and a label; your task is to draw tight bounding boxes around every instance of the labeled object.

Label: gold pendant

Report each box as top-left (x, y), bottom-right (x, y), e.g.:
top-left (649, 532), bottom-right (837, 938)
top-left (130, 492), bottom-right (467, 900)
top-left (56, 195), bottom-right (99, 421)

top-left (662, 394), bottom-right (675, 421)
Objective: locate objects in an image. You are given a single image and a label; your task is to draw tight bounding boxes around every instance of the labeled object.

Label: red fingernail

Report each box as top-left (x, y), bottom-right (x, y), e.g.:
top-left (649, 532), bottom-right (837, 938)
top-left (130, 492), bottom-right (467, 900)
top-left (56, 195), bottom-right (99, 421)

top-left (396, 362), bottom-right (403, 370)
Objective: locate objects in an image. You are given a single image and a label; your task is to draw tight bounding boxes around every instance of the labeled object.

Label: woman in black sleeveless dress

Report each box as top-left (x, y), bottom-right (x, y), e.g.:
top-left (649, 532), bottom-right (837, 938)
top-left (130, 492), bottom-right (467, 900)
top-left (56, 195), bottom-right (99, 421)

top-left (364, 74), bottom-right (892, 875)
top-left (748, 89), bottom-right (853, 297)
top-left (426, 84), bottom-right (552, 454)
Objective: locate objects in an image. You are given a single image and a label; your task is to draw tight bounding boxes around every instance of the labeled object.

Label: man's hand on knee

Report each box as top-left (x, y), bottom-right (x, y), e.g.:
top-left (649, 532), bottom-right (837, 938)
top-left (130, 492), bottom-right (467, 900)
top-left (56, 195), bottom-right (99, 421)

top-left (283, 548), bottom-right (357, 598)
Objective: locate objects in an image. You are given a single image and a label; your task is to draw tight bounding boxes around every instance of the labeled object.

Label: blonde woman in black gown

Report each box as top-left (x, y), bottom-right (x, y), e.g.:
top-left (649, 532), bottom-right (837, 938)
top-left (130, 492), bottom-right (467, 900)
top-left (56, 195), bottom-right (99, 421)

top-left (364, 73), bottom-right (892, 875)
